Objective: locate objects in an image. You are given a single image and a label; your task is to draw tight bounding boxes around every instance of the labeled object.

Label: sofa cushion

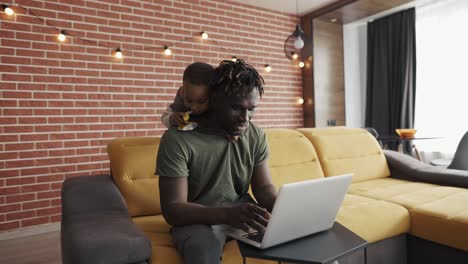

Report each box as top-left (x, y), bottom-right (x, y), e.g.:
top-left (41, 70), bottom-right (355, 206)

top-left (337, 194), bottom-right (410, 243)
top-left (133, 215), bottom-right (171, 233)
top-left (348, 178), bottom-right (438, 201)
top-left (108, 137), bottom-right (160, 216)
top-left (349, 177), bottom-right (468, 251)
top-left (387, 186), bottom-right (467, 209)
top-left (265, 129), bottom-right (324, 188)
top-left (297, 127), bottom-right (390, 182)
top-left (410, 192), bottom-right (468, 252)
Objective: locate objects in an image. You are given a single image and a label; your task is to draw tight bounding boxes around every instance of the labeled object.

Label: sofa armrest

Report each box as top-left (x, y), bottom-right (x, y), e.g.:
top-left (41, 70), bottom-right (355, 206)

top-left (384, 150), bottom-right (468, 188)
top-left (61, 175), bottom-right (151, 264)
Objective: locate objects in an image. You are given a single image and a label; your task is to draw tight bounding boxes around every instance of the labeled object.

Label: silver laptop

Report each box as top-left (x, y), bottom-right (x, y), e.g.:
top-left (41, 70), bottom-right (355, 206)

top-left (225, 174), bottom-right (353, 249)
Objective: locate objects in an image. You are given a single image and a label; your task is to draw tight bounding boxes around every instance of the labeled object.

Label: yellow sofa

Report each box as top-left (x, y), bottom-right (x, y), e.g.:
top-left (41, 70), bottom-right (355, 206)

top-left (106, 127), bottom-right (468, 264)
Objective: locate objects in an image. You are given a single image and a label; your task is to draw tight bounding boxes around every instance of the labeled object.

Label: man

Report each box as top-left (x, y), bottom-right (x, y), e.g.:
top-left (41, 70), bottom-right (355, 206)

top-left (156, 59), bottom-right (277, 264)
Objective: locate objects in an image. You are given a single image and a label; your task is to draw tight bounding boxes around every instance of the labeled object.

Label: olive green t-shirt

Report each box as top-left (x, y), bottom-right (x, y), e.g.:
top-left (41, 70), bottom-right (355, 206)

top-left (156, 123), bottom-right (269, 207)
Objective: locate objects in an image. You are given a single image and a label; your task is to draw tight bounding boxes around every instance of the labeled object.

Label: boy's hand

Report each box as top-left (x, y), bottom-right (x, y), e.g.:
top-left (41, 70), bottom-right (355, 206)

top-left (169, 112), bottom-right (186, 126)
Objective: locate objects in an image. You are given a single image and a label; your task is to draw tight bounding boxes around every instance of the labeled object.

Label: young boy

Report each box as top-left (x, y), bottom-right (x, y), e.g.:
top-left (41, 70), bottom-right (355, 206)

top-left (161, 62), bottom-right (214, 129)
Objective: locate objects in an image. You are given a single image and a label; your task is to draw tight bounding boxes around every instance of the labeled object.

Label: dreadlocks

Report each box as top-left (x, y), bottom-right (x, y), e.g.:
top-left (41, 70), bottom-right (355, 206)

top-left (210, 59), bottom-right (264, 98)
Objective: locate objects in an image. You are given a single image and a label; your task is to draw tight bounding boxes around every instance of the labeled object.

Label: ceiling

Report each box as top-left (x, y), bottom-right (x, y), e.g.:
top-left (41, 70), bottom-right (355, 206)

top-left (229, 0), bottom-right (339, 16)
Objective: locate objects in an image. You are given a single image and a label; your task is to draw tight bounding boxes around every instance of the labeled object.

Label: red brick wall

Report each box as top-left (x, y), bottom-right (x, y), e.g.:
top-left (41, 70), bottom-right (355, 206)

top-left (0, 0), bottom-right (303, 232)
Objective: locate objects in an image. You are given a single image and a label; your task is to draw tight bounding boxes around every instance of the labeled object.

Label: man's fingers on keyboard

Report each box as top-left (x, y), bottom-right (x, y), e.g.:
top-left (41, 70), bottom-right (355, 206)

top-left (253, 212), bottom-right (268, 226)
top-left (240, 223), bottom-right (250, 233)
top-left (245, 218), bottom-right (265, 232)
top-left (251, 204), bottom-right (271, 220)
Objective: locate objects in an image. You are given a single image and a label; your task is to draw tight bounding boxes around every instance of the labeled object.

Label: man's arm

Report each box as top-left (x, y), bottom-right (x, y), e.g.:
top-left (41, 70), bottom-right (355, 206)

top-left (251, 160), bottom-right (277, 212)
top-left (159, 176), bottom-right (226, 226)
top-left (159, 176), bottom-right (270, 232)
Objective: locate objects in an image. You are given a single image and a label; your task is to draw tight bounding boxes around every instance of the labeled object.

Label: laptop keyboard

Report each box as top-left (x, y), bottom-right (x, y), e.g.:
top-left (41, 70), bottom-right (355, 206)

top-left (243, 231), bottom-right (264, 243)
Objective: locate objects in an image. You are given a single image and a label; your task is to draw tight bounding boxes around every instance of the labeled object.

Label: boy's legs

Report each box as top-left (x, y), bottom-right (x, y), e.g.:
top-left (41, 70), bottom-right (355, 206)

top-left (171, 224), bottom-right (227, 264)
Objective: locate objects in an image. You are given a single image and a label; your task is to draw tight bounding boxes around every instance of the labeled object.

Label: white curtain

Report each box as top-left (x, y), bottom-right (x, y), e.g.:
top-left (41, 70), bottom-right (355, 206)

top-left (415, 0), bottom-right (468, 162)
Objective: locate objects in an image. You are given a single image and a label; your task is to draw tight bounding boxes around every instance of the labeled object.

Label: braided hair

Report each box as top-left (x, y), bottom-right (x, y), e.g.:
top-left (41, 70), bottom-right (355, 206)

top-left (210, 59), bottom-right (264, 98)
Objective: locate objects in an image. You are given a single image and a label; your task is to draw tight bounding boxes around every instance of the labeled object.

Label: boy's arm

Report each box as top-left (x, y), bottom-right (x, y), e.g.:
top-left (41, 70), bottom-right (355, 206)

top-left (161, 106), bottom-right (175, 128)
top-left (161, 87), bottom-right (187, 128)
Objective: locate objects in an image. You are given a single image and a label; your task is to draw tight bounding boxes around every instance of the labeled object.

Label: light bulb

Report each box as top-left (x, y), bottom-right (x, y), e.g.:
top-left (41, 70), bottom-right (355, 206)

top-left (297, 98), bottom-right (304, 105)
top-left (293, 35), bottom-right (304, 49)
top-left (264, 64), bottom-right (271, 72)
top-left (115, 48), bottom-right (123, 59)
top-left (299, 61), bottom-right (305, 68)
top-left (231, 56), bottom-right (237, 62)
top-left (57, 31), bottom-right (66, 42)
top-left (164, 46), bottom-right (171, 56)
top-left (3, 5), bottom-right (14, 16)
top-left (201, 32), bottom-right (208, 39)
top-left (292, 52), bottom-right (298, 60)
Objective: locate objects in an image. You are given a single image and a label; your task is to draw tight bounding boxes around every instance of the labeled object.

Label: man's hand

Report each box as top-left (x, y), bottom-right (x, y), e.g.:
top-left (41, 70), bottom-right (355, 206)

top-left (169, 112), bottom-right (187, 126)
top-left (225, 203), bottom-right (271, 233)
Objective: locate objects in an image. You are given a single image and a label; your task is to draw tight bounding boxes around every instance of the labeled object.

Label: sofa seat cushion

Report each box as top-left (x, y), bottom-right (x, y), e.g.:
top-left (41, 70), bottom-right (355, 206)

top-left (337, 194), bottom-right (410, 243)
top-left (265, 129), bottom-right (324, 189)
top-left (133, 214), bottom-right (171, 233)
top-left (297, 127), bottom-right (390, 183)
top-left (387, 186), bottom-right (467, 209)
top-left (410, 191), bottom-right (468, 251)
top-left (348, 178), bottom-right (438, 201)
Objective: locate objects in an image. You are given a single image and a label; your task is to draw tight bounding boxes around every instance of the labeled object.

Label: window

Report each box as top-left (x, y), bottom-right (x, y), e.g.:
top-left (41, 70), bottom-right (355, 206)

top-left (415, 0), bottom-right (468, 157)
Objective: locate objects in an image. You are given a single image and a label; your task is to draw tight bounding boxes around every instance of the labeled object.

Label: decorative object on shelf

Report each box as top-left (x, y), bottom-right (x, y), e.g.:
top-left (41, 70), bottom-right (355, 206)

top-left (395, 129), bottom-right (417, 139)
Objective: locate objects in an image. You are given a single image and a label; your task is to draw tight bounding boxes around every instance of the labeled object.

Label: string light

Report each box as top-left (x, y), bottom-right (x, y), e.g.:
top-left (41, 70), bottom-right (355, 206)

top-left (163, 46), bottom-right (171, 55)
top-left (57, 30), bottom-right (66, 42)
top-left (297, 98), bottom-right (304, 105)
top-left (291, 52), bottom-right (298, 60)
top-left (114, 48), bottom-right (123, 59)
top-left (2, 4), bottom-right (14, 16)
top-left (298, 61), bottom-right (305, 68)
top-left (2, 3), bottom-right (286, 69)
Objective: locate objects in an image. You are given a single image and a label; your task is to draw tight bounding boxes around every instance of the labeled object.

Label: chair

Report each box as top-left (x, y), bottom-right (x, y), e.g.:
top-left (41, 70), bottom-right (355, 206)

top-left (447, 131), bottom-right (468, 170)
top-left (363, 127), bottom-right (383, 148)
top-left (431, 132), bottom-right (468, 170)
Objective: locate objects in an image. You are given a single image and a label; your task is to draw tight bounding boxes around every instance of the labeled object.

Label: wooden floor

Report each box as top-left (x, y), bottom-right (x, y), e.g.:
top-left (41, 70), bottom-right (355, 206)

top-left (0, 231), bottom-right (61, 264)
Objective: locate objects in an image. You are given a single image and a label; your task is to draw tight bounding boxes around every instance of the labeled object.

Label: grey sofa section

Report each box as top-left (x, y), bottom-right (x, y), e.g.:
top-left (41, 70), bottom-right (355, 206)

top-left (61, 175), bottom-right (151, 264)
top-left (384, 150), bottom-right (468, 188)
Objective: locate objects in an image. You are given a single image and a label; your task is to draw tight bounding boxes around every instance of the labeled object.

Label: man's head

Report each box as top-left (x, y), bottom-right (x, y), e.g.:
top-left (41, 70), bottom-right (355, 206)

top-left (209, 59), bottom-right (264, 137)
top-left (181, 62), bottom-right (214, 115)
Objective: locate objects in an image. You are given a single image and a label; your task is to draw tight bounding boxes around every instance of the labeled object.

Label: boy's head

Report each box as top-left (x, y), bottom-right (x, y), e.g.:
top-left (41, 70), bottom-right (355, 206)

top-left (181, 62), bottom-right (214, 115)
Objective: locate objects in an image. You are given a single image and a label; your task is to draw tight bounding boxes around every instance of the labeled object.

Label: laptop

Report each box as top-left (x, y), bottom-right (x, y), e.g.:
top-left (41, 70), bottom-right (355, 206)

top-left (224, 174), bottom-right (353, 249)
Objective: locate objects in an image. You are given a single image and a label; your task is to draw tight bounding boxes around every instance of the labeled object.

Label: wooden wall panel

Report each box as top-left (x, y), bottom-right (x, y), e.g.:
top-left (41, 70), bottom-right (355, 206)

top-left (313, 19), bottom-right (346, 127)
top-left (316, 0), bottom-right (414, 24)
top-left (301, 14), bottom-right (315, 127)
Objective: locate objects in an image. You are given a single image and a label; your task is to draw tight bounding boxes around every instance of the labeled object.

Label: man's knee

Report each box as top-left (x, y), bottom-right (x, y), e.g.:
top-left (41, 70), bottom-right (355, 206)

top-left (172, 225), bottom-right (225, 262)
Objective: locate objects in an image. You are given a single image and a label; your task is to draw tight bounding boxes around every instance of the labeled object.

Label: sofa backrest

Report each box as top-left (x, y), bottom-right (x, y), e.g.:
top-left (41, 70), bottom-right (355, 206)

top-left (297, 127), bottom-right (390, 183)
top-left (107, 137), bottom-right (161, 216)
top-left (107, 128), bottom-right (325, 217)
top-left (265, 129), bottom-right (324, 188)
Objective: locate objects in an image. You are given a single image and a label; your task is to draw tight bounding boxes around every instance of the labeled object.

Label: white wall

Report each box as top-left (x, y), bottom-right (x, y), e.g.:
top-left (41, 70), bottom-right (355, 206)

top-left (343, 23), bottom-right (367, 128)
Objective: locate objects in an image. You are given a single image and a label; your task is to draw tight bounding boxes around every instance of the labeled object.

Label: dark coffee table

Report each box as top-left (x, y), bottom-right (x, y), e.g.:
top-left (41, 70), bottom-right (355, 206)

top-left (237, 222), bottom-right (367, 264)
